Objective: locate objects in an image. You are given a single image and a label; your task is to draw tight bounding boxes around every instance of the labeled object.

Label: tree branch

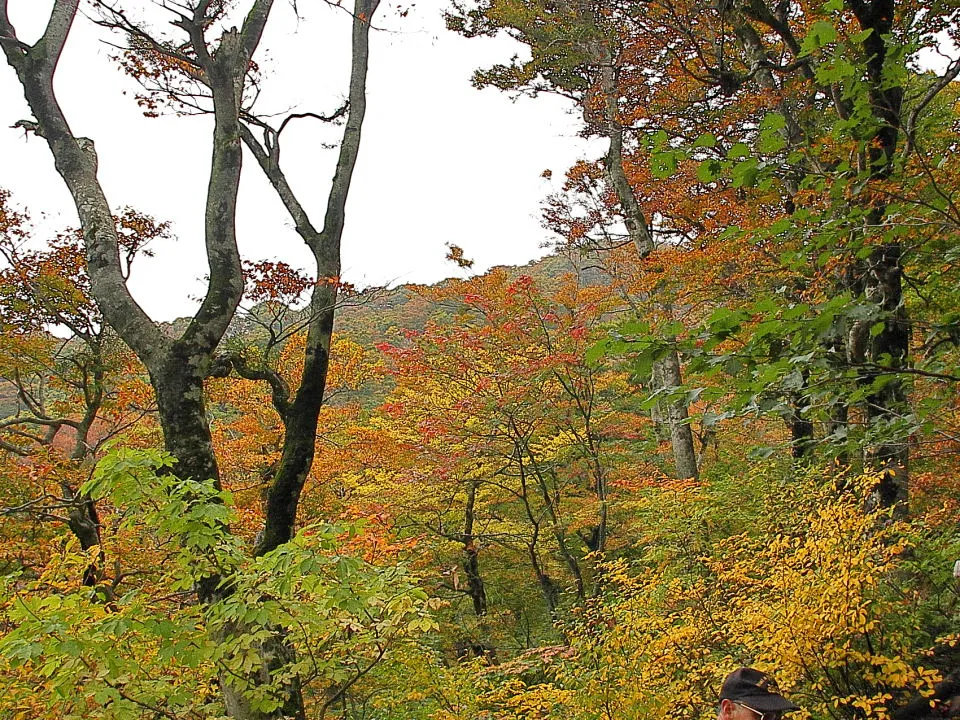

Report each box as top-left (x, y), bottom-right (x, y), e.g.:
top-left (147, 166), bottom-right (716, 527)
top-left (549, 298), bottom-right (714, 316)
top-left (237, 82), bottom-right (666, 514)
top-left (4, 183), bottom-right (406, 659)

top-left (852, 362), bottom-right (960, 383)
top-left (277, 105), bottom-right (349, 137)
top-left (0, 415), bottom-right (74, 432)
top-left (208, 352), bottom-right (291, 418)
top-left (0, 1), bottom-right (30, 56)
top-left (240, 0), bottom-right (276, 61)
top-left (37, 0), bottom-right (80, 72)
top-left (0, 437), bottom-right (30, 456)
top-left (903, 55), bottom-right (960, 156)
top-left (317, 0), bottom-right (381, 257)
top-left (239, 122), bottom-right (319, 239)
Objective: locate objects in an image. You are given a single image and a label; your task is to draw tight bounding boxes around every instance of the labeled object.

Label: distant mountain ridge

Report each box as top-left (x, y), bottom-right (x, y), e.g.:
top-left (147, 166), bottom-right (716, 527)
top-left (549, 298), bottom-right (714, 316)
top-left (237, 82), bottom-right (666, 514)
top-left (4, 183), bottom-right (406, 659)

top-left (0, 252), bottom-right (602, 418)
top-left (332, 251), bottom-right (606, 345)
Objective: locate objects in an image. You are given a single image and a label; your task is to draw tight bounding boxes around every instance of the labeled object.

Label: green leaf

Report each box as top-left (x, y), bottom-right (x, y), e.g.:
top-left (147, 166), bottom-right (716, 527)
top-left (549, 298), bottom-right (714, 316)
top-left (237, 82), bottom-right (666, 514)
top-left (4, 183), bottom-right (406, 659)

top-left (732, 158), bottom-right (760, 188)
top-left (650, 129), bottom-right (669, 149)
top-left (719, 225), bottom-right (744, 240)
top-left (800, 21), bottom-right (837, 56)
top-left (781, 303), bottom-right (809, 321)
top-left (760, 113), bottom-right (786, 130)
top-left (651, 150), bottom-right (679, 179)
top-left (698, 159), bottom-right (722, 183)
top-left (661, 321), bottom-right (685, 338)
top-left (758, 131), bottom-right (786, 154)
top-left (769, 218), bottom-right (792, 235)
top-left (585, 338), bottom-right (611, 365)
top-left (753, 297), bottom-right (778, 314)
top-left (693, 132), bottom-right (717, 148)
top-left (816, 57), bottom-right (857, 84)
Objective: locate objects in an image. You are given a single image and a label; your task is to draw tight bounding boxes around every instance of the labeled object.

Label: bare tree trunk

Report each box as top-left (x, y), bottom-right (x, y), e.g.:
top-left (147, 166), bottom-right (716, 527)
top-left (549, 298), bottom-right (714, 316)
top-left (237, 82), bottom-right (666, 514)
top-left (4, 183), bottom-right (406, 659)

top-left (461, 479), bottom-right (488, 616)
top-left (649, 358), bottom-right (670, 442)
top-left (0, 4), bottom-right (324, 718)
top-left (593, 36), bottom-right (699, 479)
top-left (596, 50), bottom-right (654, 257)
top-left (658, 347), bottom-right (698, 479)
top-left (239, 0), bottom-right (382, 557)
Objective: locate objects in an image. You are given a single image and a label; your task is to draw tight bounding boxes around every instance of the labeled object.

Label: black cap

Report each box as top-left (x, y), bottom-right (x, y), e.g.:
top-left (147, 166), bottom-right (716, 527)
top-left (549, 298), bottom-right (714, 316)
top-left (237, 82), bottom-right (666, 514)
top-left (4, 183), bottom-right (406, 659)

top-left (719, 668), bottom-right (800, 713)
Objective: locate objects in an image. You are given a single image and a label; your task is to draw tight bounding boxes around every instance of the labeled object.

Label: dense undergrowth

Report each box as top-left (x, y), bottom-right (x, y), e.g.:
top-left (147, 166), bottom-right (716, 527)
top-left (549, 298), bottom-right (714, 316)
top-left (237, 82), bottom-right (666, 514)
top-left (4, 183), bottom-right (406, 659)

top-left (1, 447), bottom-right (957, 719)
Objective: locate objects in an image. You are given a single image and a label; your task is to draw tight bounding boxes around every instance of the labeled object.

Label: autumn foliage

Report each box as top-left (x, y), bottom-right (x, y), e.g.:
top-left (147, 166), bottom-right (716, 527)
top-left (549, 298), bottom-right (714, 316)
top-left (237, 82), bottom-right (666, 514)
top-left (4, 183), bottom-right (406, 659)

top-left (2, 0), bottom-right (960, 718)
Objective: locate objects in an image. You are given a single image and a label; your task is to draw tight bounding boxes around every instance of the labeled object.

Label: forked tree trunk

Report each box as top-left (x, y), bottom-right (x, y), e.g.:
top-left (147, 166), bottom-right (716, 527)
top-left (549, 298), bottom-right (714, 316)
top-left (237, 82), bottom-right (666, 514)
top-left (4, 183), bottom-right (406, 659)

top-left (242, 0), bottom-right (382, 557)
top-left (0, 3), bottom-right (329, 717)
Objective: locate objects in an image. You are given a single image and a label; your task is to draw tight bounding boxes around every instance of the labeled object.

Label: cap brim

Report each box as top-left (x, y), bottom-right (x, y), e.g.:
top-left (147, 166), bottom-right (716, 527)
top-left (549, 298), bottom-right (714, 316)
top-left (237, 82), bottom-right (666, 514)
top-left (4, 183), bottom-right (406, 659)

top-left (742, 694), bottom-right (801, 713)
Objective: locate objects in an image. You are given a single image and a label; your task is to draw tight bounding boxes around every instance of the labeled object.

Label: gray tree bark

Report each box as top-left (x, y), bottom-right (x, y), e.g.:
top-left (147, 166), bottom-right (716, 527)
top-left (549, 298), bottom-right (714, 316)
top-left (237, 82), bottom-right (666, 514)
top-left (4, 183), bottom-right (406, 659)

top-left (658, 345), bottom-right (698, 479)
top-left (588, 20), bottom-right (699, 480)
top-left (0, 4), bottom-right (336, 718)
top-left (238, 0), bottom-right (382, 557)
top-left (599, 75), bottom-right (698, 479)
top-left (0, 0), bottom-right (273, 487)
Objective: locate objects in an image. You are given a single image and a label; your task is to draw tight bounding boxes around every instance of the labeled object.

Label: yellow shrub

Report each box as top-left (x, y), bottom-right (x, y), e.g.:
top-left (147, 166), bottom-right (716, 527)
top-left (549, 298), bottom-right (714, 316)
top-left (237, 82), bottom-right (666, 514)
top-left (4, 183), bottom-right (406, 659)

top-left (538, 467), bottom-right (950, 720)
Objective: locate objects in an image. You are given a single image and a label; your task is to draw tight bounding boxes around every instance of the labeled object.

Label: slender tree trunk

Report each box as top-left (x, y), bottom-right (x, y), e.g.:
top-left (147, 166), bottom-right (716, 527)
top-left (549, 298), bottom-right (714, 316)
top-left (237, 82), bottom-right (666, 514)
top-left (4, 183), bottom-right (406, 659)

top-left (528, 541), bottom-right (558, 616)
top-left (256, 281), bottom-right (336, 553)
top-left (241, 0), bottom-right (381, 556)
top-left (535, 465), bottom-right (585, 602)
top-left (224, 3), bottom-right (380, 715)
top-left (515, 452), bottom-right (558, 616)
top-left (861, 240), bottom-right (910, 513)
top-left (649, 358), bottom-right (670, 442)
top-left (461, 479), bottom-right (488, 616)
top-left (69, 354), bottom-right (105, 585)
top-left (586, 449), bottom-right (608, 558)
top-left (593, 36), bottom-right (699, 479)
top-left (658, 347), bottom-right (698, 479)
top-left (60, 480), bottom-right (103, 587)
top-left (787, 395), bottom-right (815, 461)
top-left (591, 37), bottom-right (655, 257)
top-left (513, 418), bottom-right (586, 603)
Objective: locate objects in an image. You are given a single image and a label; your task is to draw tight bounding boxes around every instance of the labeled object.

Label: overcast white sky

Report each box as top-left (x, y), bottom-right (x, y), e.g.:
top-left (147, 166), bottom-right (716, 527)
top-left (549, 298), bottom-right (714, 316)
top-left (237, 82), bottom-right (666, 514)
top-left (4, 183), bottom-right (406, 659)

top-left (0, 1), bottom-right (596, 321)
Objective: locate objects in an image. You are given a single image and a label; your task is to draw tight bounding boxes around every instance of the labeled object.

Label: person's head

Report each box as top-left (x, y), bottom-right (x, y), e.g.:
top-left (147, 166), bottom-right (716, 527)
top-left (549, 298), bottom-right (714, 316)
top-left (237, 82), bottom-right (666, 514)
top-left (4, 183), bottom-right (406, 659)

top-left (717, 667), bottom-right (799, 720)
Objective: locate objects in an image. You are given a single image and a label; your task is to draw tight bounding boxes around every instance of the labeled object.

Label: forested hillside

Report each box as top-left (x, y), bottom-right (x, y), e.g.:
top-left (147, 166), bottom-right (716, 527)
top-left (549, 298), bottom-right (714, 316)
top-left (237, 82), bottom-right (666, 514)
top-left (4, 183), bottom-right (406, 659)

top-left (1, 1), bottom-right (959, 719)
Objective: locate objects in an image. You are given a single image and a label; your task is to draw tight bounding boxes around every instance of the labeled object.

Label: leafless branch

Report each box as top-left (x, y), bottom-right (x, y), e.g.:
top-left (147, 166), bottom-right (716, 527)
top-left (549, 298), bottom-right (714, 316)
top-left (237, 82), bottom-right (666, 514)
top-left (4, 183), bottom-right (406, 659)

top-left (904, 55), bottom-right (960, 156)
